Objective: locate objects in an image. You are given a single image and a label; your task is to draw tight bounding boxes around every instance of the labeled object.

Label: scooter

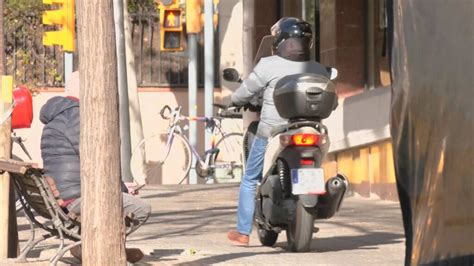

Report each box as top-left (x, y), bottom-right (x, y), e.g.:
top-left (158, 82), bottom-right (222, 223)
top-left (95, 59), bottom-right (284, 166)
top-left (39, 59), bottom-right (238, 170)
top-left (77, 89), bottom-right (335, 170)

top-left (223, 35), bottom-right (347, 252)
top-left (224, 70), bottom-right (347, 252)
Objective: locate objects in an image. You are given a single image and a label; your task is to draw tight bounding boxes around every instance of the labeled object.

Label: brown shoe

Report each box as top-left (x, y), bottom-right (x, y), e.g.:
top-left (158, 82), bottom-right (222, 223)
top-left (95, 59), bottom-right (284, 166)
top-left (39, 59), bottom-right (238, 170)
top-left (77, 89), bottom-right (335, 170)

top-left (227, 230), bottom-right (249, 246)
top-left (125, 248), bottom-right (145, 263)
top-left (69, 245), bottom-right (82, 261)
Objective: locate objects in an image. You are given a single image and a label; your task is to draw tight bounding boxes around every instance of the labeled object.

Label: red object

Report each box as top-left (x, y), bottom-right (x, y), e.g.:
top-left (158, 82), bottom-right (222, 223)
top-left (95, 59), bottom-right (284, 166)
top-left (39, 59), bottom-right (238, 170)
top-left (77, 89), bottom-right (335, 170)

top-left (12, 86), bottom-right (33, 129)
top-left (292, 134), bottom-right (319, 146)
top-left (300, 159), bottom-right (314, 166)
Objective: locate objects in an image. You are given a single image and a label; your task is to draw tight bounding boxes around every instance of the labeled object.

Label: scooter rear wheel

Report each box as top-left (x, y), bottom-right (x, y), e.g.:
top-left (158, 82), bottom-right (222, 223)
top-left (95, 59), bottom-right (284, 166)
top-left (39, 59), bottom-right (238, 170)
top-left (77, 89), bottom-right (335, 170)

top-left (257, 226), bottom-right (279, 247)
top-left (286, 198), bottom-right (315, 252)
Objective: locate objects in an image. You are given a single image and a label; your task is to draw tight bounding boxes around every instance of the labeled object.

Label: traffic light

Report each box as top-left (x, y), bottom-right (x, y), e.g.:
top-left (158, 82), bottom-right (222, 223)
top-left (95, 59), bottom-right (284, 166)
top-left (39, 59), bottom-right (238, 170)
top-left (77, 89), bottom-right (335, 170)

top-left (186, 0), bottom-right (203, 33)
top-left (42, 0), bottom-right (75, 52)
top-left (159, 0), bottom-right (184, 52)
top-left (185, 0), bottom-right (219, 33)
top-left (213, 0), bottom-right (219, 30)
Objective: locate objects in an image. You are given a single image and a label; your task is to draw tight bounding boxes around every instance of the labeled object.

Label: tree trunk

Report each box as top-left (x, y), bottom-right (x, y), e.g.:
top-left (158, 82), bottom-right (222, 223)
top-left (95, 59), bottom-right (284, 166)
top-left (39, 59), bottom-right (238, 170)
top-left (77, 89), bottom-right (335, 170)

top-left (76, 0), bottom-right (126, 264)
top-left (0, 0), bottom-right (17, 259)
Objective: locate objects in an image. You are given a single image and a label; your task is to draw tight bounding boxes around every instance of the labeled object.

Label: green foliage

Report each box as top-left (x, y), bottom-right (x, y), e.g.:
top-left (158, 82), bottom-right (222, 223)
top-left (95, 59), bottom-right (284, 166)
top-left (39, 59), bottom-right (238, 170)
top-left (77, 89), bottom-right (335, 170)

top-left (4, 0), bottom-right (63, 88)
top-left (3, 0), bottom-right (158, 88)
top-left (128, 0), bottom-right (157, 13)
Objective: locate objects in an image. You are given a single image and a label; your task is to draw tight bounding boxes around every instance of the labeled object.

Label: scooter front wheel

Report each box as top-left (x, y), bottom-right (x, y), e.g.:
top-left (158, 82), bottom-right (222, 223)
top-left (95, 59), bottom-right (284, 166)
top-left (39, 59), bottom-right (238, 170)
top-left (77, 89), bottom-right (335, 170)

top-left (286, 198), bottom-right (315, 252)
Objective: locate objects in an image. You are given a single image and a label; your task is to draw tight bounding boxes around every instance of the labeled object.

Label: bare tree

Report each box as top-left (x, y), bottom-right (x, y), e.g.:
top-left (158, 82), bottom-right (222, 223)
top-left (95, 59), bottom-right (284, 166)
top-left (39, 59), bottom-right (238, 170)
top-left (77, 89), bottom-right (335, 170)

top-left (0, 0), bottom-right (18, 259)
top-left (76, 0), bottom-right (126, 264)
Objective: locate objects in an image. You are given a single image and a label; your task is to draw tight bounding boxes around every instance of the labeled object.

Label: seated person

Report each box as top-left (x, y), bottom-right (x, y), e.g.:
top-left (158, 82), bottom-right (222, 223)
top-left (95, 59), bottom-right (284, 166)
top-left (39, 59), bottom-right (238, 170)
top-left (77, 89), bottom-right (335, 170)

top-left (39, 71), bottom-right (151, 262)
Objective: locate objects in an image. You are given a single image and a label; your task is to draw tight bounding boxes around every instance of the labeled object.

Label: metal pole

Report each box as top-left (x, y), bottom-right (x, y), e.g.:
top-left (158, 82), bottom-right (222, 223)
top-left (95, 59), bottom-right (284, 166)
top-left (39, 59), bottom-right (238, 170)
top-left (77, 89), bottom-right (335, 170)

top-left (302, 0), bottom-right (306, 21)
top-left (242, 0), bottom-right (258, 132)
top-left (113, 0), bottom-right (133, 182)
top-left (315, 0), bottom-right (321, 62)
top-left (64, 53), bottom-right (73, 83)
top-left (188, 33), bottom-right (198, 185)
top-left (204, 0), bottom-right (214, 183)
top-left (366, 0), bottom-right (375, 90)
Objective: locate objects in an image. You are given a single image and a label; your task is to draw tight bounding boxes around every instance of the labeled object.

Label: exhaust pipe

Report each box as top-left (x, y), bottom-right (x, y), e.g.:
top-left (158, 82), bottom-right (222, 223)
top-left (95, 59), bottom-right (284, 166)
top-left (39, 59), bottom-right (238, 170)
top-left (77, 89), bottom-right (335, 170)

top-left (315, 174), bottom-right (348, 219)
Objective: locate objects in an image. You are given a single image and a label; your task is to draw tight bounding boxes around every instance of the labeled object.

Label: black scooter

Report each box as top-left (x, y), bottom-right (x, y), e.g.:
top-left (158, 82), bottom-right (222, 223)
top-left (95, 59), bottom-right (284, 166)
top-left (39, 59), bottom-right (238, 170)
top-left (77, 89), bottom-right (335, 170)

top-left (223, 69), bottom-right (347, 252)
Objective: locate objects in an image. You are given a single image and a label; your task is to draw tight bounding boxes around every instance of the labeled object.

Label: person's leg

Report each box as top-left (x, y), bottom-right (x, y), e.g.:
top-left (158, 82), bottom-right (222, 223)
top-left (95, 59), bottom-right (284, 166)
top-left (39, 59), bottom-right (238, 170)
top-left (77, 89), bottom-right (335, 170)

top-left (67, 193), bottom-right (151, 228)
top-left (236, 137), bottom-right (268, 235)
top-left (67, 194), bottom-right (150, 262)
top-left (122, 192), bottom-right (151, 234)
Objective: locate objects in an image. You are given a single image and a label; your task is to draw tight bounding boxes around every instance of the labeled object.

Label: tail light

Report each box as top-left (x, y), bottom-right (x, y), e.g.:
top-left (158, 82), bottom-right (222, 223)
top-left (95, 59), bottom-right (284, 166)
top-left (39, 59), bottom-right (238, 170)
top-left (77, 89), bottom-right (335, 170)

top-left (292, 134), bottom-right (319, 146)
top-left (300, 159), bottom-right (314, 166)
top-left (280, 133), bottom-right (320, 147)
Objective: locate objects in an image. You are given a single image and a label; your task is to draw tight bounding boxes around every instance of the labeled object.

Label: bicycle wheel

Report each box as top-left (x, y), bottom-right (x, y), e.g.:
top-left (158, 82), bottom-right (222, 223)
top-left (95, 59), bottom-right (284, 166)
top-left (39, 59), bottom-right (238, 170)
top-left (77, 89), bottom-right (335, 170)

top-left (130, 132), bottom-right (192, 184)
top-left (214, 133), bottom-right (244, 183)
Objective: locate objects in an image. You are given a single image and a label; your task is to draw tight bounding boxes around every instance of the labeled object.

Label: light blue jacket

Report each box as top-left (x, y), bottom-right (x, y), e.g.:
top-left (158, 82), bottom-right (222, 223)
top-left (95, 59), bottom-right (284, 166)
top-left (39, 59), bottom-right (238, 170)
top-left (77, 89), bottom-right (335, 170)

top-left (231, 55), bottom-right (329, 137)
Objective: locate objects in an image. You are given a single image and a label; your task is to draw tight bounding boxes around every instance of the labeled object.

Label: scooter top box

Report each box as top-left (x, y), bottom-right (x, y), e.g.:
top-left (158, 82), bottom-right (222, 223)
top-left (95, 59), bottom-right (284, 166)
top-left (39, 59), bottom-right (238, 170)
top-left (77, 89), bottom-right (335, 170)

top-left (273, 74), bottom-right (338, 120)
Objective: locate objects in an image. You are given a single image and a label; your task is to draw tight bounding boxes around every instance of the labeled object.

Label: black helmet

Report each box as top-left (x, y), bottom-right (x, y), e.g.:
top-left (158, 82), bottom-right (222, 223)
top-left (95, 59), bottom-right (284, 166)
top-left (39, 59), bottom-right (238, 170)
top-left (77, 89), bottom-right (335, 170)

top-left (271, 17), bottom-right (313, 49)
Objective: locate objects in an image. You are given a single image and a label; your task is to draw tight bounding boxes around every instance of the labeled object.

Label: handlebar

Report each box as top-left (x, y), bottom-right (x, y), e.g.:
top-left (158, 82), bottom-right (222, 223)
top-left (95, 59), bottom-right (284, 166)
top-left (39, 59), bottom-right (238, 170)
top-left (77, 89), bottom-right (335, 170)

top-left (219, 113), bottom-right (243, 119)
top-left (160, 105), bottom-right (172, 119)
top-left (213, 103), bottom-right (245, 119)
top-left (213, 103), bottom-right (228, 109)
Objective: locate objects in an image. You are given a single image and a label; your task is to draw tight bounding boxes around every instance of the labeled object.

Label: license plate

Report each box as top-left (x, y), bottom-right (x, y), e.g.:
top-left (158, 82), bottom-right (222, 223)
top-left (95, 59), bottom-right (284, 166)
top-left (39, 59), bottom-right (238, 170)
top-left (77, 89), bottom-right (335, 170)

top-left (291, 168), bottom-right (326, 195)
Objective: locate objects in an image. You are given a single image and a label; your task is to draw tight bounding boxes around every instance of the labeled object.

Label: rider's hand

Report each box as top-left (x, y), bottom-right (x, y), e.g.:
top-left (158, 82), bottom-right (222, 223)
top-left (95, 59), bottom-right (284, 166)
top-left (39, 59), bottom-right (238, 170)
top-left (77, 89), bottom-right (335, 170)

top-left (228, 102), bottom-right (243, 112)
top-left (244, 104), bottom-right (261, 112)
top-left (124, 182), bottom-right (139, 195)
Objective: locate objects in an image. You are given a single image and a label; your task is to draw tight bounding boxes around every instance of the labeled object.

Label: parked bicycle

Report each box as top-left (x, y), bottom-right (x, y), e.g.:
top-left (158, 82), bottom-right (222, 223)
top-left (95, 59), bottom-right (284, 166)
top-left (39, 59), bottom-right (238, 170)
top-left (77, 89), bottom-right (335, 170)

top-left (130, 104), bottom-right (244, 184)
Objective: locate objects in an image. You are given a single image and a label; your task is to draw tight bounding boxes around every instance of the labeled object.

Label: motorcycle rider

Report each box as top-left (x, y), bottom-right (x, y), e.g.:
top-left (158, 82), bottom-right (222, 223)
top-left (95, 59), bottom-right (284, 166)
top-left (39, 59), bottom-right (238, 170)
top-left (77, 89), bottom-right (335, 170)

top-left (227, 17), bottom-right (331, 246)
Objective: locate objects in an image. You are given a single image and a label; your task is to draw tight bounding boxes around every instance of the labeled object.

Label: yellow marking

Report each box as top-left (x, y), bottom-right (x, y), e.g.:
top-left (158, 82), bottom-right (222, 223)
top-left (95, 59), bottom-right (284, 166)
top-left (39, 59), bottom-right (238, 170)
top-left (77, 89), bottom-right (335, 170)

top-left (353, 148), bottom-right (370, 184)
top-left (1, 76), bottom-right (13, 104)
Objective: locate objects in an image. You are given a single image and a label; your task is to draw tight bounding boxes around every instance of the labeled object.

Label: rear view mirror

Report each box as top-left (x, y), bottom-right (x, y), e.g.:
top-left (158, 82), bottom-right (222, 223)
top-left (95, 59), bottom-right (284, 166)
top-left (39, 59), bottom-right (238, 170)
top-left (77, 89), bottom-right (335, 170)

top-left (223, 68), bottom-right (242, 83)
top-left (325, 67), bottom-right (338, 80)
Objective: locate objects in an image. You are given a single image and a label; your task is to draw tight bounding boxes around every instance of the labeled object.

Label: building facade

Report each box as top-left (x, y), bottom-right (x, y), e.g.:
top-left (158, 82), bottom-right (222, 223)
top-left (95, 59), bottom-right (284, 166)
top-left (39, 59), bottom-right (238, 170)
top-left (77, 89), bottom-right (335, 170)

top-left (14, 0), bottom-right (397, 200)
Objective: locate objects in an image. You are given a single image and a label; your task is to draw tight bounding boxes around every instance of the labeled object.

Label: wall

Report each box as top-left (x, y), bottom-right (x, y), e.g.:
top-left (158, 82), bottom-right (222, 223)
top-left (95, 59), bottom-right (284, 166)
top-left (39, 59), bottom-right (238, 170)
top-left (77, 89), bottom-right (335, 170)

top-left (218, 0), bottom-right (244, 99)
top-left (13, 88), bottom-right (242, 185)
top-left (320, 0), bottom-right (366, 97)
top-left (324, 86), bottom-right (391, 153)
top-left (321, 86), bottom-right (397, 200)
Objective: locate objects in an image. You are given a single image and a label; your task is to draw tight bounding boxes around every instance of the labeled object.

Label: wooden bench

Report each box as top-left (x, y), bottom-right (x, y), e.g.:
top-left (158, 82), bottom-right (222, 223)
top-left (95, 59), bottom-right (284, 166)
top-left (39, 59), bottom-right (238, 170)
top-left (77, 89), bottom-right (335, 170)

top-left (0, 158), bottom-right (81, 265)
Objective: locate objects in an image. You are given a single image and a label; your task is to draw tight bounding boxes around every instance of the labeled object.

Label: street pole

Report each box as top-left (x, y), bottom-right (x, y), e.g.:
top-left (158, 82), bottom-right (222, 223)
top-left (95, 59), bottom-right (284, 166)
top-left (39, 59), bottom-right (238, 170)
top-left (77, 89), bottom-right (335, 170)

top-left (242, 0), bottom-right (258, 130)
top-left (123, 1), bottom-right (146, 184)
top-left (204, 0), bottom-right (214, 184)
top-left (114, 0), bottom-right (133, 182)
top-left (64, 53), bottom-right (73, 83)
top-left (366, 0), bottom-right (375, 90)
top-left (188, 33), bottom-right (198, 185)
top-left (302, 0), bottom-right (306, 21)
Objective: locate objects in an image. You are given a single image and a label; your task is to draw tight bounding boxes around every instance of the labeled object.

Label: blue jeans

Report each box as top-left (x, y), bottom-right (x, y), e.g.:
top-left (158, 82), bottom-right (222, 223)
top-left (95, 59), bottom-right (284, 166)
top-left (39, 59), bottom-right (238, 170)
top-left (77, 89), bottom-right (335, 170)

top-left (237, 137), bottom-right (268, 235)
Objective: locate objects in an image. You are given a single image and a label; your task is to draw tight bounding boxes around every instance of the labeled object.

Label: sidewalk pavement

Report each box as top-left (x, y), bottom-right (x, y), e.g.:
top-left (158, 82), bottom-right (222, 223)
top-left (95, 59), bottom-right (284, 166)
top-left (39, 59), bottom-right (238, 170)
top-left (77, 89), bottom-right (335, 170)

top-left (2, 183), bottom-right (405, 265)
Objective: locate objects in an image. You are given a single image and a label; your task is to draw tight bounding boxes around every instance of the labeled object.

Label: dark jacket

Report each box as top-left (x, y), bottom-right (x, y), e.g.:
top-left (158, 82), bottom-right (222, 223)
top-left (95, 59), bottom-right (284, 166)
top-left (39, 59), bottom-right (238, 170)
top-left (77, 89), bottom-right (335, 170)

top-left (40, 96), bottom-right (80, 200)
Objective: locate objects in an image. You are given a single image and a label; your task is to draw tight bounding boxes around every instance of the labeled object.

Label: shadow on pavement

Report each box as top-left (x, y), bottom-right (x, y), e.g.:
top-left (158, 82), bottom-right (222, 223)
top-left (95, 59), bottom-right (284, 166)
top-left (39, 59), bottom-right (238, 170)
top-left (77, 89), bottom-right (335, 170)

top-left (275, 231), bottom-right (404, 252)
top-left (129, 206), bottom-right (236, 242)
top-left (174, 250), bottom-right (285, 265)
top-left (141, 184), bottom-right (239, 199)
top-left (136, 249), bottom-right (184, 265)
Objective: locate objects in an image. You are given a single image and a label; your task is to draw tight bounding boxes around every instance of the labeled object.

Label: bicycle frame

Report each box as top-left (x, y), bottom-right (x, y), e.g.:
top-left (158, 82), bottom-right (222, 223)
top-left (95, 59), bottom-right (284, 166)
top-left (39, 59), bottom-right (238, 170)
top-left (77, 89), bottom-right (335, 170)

top-left (161, 106), bottom-right (229, 171)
